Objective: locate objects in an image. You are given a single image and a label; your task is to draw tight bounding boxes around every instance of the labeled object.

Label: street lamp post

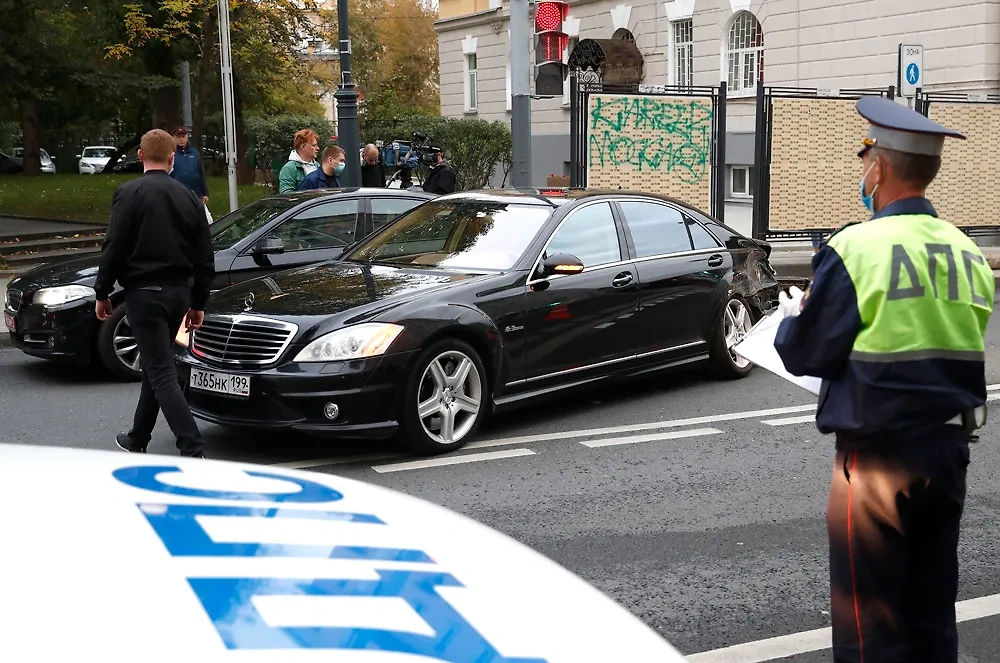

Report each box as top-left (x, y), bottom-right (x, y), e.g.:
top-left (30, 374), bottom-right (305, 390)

top-left (334, 0), bottom-right (361, 187)
top-left (218, 0), bottom-right (239, 212)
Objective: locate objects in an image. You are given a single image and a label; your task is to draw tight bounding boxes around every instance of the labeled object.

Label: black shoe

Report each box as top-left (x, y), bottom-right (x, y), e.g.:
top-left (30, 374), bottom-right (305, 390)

top-left (115, 432), bottom-right (147, 453)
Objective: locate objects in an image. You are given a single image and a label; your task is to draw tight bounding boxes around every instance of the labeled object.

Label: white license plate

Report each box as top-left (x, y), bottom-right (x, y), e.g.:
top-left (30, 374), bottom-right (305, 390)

top-left (189, 367), bottom-right (251, 398)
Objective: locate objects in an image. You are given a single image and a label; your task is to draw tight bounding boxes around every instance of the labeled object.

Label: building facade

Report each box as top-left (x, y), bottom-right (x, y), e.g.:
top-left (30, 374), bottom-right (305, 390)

top-left (434, 0), bottom-right (1000, 231)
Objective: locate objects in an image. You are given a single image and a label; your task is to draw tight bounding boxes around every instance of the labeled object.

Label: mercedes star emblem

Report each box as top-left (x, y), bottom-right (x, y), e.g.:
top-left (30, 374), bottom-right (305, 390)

top-left (244, 292), bottom-right (255, 311)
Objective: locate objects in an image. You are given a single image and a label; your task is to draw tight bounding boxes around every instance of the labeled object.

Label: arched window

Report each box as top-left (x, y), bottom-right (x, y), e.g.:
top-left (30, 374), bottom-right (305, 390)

top-left (612, 28), bottom-right (635, 42)
top-left (726, 11), bottom-right (763, 94)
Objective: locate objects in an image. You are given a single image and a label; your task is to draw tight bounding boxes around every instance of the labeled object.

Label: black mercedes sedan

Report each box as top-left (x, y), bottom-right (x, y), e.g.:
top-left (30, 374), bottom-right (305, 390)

top-left (3, 188), bottom-right (434, 380)
top-left (174, 189), bottom-right (807, 455)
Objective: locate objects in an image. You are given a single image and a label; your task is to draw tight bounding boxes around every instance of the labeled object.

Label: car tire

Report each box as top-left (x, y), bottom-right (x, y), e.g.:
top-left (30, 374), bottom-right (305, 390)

top-left (399, 338), bottom-right (488, 456)
top-left (96, 304), bottom-right (143, 382)
top-left (709, 295), bottom-right (756, 380)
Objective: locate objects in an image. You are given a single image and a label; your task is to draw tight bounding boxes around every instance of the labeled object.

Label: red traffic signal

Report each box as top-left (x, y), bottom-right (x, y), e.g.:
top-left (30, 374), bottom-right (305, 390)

top-left (535, 1), bottom-right (567, 31)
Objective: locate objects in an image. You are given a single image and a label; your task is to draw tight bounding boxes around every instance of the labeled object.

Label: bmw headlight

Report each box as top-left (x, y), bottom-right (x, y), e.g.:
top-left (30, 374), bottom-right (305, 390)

top-left (33, 285), bottom-right (96, 308)
top-left (293, 323), bottom-right (404, 363)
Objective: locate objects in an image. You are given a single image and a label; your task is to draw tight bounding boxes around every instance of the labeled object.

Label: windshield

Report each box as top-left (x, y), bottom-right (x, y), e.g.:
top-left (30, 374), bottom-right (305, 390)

top-left (83, 148), bottom-right (115, 158)
top-left (209, 197), bottom-right (299, 250)
top-left (343, 200), bottom-right (552, 271)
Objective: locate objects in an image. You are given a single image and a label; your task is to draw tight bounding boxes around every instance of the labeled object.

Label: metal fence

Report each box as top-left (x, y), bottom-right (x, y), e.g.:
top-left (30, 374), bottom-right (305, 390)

top-left (568, 71), bottom-right (728, 221)
top-left (751, 83), bottom-right (894, 240)
top-left (915, 90), bottom-right (1000, 235)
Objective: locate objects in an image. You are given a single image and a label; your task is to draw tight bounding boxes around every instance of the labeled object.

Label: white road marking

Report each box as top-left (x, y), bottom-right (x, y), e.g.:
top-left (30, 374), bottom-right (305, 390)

top-left (579, 427), bottom-right (724, 448)
top-left (466, 404), bottom-right (817, 450)
top-left (989, 383), bottom-right (1000, 391)
top-left (371, 448), bottom-right (536, 474)
top-left (686, 592), bottom-right (1000, 663)
top-left (761, 414), bottom-right (816, 426)
top-left (271, 453), bottom-right (400, 469)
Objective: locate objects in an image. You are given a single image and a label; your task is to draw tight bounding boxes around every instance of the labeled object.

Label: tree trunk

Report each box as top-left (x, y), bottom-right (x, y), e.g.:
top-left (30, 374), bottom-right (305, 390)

top-left (18, 97), bottom-right (41, 177)
top-left (232, 70), bottom-right (253, 186)
top-left (193, 8), bottom-right (219, 150)
top-left (145, 43), bottom-right (181, 131)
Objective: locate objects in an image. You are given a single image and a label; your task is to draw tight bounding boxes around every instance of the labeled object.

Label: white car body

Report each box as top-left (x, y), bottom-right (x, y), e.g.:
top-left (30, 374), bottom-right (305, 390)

top-left (0, 444), bottom-right (690, 662)
top-left (12, 148), bottom-right (56, 173)
top-left (78, 145), bottom-right (117, 174)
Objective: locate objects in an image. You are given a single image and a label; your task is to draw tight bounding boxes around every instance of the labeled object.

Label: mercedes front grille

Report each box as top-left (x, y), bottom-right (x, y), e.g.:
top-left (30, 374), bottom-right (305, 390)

top-left (191, 315), bottom-right (298, 365)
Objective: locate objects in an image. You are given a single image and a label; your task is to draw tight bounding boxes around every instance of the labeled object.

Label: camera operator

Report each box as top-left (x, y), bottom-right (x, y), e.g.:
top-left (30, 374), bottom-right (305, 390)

top-left (422, 148), bottom-right (456, 195)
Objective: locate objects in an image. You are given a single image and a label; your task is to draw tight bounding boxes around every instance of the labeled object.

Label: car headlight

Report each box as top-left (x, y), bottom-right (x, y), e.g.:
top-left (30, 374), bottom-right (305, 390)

top-left (293, 323), bottom-right (404, 363)
top-left (33, 285), bottom-right (96, 308)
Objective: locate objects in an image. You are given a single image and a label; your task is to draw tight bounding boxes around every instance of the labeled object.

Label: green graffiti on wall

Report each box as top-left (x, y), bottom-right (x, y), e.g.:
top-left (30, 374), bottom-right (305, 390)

top-left (588, 96), bottom-right (713, 184)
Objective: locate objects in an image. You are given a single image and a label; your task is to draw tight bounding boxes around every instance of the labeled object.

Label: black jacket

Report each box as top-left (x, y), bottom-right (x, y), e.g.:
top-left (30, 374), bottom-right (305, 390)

top-left (423, 162), bottom-right (456, 194)
top-left (361, 161), bottom-right (386, 188)
top-left (94, 170), bottom-right (215, 310)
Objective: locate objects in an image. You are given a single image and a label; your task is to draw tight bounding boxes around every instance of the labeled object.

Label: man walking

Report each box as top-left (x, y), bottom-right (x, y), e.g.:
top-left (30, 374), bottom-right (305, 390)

top-left (169, 126), bottom-right (209, 206)
top-left (298, 145), bottom-right (346, 190)
top-left (774, 97), bottom-right (993, 662)
top-left (94, 128), bottom-right (215, 458)
top-left (361, 143), bottom-right (386, 187)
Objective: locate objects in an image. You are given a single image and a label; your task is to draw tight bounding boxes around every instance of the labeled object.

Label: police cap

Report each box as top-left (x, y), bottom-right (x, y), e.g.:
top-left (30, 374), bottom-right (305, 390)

top-left (856, 96), bottom-right (965, 158)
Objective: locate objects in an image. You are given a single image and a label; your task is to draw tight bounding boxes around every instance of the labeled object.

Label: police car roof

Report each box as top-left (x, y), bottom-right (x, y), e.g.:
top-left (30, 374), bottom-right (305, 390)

top-left (0, 444), bottom-right (688, 662)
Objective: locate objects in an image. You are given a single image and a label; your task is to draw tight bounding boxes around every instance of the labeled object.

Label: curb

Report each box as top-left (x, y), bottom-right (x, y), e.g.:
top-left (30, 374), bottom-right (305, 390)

top-left (0, 213), bottom-right (101, 226)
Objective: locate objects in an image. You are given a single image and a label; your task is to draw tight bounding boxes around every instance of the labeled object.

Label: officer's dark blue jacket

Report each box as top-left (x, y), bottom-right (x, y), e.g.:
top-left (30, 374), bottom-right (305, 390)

top-left (170, 145), bottom-right (208, 198)
top-left (298, 167), bottom-right (341, 190)
top-left (774, 197), bottom-right (991, 440)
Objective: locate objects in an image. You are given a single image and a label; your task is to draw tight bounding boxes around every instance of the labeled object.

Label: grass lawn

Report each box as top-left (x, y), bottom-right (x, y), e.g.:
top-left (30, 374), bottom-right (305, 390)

top-left (0, 174), bottom-right (271, 224)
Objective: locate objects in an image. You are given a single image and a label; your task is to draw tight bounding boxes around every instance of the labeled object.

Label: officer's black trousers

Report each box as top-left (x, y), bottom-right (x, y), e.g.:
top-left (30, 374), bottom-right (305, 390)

top-left (125, 285), bottom-right (206, 456)
top-left (827, 430), bottom-right (970, 663)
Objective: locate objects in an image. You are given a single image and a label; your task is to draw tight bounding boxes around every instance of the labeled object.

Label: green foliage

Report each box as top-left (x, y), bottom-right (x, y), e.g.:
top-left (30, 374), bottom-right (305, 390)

top-left (245, 114), bottom-right (336, 190)
top-left (362, 116), bottom-right (512, 191)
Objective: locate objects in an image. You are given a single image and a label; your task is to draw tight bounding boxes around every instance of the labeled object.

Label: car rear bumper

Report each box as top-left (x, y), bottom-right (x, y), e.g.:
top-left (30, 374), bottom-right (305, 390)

top-left (174, 348), bottom-right (419, 439)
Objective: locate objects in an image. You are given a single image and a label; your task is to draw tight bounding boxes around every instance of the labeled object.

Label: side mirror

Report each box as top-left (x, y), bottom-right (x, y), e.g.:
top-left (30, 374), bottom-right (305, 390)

top-left (75, 154), bottom-right (81, 159)
top-left (253, 236), bottom-right (285, 255)
top-left (538, 253), bottom-right (584, 278)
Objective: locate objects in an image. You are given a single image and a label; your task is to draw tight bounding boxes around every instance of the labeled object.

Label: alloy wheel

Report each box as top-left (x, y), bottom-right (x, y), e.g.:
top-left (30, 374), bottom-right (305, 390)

top-left (416, 350), bottom-right (483, 445)
top-left (113, 315), bottom-right (142, 374)
top-left (724, 299), bottom-right (752, 369)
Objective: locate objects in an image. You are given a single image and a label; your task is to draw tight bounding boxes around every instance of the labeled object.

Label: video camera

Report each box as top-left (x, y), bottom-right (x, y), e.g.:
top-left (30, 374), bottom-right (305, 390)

top-left (407, 132), bottom-right (443, 167)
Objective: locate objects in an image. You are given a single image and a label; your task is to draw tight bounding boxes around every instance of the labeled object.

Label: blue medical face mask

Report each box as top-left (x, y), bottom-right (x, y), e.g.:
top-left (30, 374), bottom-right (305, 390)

top-left (335, 161), bottom-right (346, 174)
top-left (860, 163), bottom-right (878, 212)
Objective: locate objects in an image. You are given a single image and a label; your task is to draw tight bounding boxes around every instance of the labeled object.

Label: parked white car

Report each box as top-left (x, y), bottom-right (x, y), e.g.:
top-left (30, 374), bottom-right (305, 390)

top-left (12, 148), bottom-right (56, 173)
top-left (77, 145), bottom-right (117, 174)
top-left (0, 444), bottom-right (691, 662)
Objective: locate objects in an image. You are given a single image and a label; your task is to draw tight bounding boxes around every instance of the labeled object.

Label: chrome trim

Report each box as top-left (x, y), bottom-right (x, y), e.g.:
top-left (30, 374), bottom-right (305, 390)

top-left (526, 197), bottom-right (726, 286)
top-left (190, 314), bottom-right (299, 366)
top-left (506, 339), bottom-right (706, 386)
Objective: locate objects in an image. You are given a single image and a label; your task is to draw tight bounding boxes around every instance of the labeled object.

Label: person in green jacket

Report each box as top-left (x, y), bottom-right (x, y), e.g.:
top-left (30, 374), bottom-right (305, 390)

top-left (278, 129), bottom-right (321, 193)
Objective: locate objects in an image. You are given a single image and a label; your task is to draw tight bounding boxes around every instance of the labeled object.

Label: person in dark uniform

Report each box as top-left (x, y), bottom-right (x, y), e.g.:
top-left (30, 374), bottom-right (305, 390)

top-left (361, 143), bottom-right (386, 187)
top-left (94, 128), bottom-right (215, 458)
top-left (774, 96), bottom-right (994, 663)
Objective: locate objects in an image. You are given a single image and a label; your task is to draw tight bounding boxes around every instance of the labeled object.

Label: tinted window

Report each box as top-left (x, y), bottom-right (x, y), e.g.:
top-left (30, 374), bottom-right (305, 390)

top-left (346, 200), bottom-right (551, 271)
top-left (372, 197), bottom-right (424, 230)
top-left (688, 219), bottom-right (721, 249)
top-left (272, 199), bottom-right (360, 251)
top-left (618, 201), bottom-right (692, 257)
top-left (210, 197), bottom-right (299, 250)
top-left (82, 148), bottom-right (115, 158)
top-left (545, 203), bottom-right (621, 268)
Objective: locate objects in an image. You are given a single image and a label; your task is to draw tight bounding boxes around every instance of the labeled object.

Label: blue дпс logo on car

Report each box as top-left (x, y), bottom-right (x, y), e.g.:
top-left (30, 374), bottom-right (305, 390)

top-left (110, 464), bottom-right (549, 662)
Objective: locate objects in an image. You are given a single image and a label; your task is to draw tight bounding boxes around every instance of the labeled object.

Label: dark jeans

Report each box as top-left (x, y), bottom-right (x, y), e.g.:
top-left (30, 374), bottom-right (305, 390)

top-left (827, 431), bottom-right (970, 662)
top-left (124, 286), bottom-right (205, 456)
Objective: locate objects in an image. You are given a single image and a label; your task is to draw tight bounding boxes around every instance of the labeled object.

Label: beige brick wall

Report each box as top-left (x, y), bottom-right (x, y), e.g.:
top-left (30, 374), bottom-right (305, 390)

top-left (436, 0), bottom-right (1000, 136)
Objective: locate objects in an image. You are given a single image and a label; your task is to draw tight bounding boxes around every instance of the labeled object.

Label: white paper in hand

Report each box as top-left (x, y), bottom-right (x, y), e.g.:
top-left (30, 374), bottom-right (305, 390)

top-left (732, 310), bottom-right (822, 396)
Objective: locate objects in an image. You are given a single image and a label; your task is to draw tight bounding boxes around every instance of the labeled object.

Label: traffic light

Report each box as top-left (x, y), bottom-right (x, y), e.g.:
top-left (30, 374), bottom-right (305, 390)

top-left (534, 0), bottom-right (569, 97)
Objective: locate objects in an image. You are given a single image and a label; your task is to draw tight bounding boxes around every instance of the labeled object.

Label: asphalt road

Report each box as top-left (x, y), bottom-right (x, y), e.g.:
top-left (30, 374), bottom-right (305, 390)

top-left (4, 316), bottom-right (1000, 661)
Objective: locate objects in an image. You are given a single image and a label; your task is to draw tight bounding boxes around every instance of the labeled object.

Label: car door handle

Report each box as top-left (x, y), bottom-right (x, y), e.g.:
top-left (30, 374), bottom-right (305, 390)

top-left (707, 254), bottom-right (724, 268)
top-left (612, 272), bottom-right (633, 288)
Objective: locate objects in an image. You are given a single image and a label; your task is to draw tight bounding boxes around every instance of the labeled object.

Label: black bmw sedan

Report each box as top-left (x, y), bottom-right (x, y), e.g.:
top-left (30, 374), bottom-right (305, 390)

top-left (174, 189), bottom-right (806, 455)
top-left (3, 188), bottom-right (434, 380)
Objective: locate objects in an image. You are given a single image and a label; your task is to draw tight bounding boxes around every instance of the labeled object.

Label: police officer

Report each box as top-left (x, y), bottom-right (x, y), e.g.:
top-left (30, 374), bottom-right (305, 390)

top-left (774, 96), bottom-right (994, 663)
